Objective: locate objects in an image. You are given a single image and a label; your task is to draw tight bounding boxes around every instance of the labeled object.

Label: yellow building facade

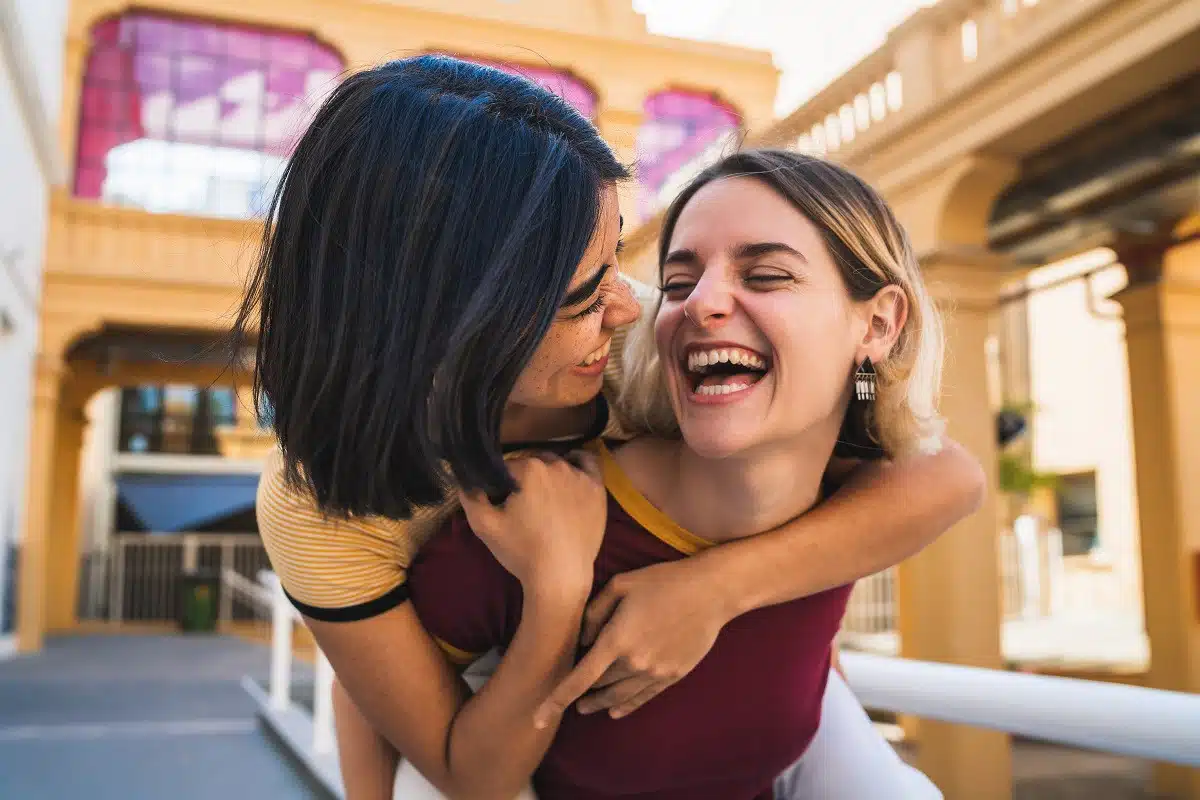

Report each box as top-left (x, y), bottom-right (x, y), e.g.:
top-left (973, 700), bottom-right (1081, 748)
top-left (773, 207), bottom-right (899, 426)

top-left (22, 0), bottom-right (779, 656)
top-left (14, 0), bottom-right (1200, 798)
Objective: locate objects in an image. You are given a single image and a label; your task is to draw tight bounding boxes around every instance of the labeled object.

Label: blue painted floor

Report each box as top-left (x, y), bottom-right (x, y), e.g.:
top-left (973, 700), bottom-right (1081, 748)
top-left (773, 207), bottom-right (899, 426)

top-left (0, 634), bottom-right (323, 800)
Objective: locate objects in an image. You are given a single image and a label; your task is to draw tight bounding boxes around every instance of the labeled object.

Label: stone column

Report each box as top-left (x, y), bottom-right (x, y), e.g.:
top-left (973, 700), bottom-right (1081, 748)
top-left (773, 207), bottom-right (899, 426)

top-left (898, 254), bottom-right (1013, 800)
top-left (43, 386), bottom-right (88, 633)
top-left (1112, 221), bottom-right (1200, 798)
top-left (16, 357), bottom-right (66, 652)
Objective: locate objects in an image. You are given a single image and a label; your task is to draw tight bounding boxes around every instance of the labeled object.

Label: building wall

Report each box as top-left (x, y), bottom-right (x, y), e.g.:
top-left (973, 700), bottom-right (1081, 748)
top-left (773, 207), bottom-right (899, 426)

top-left (0, 0), bottom-right (67, 655)
top-left (1025, 248), bottom-right (1143, 623)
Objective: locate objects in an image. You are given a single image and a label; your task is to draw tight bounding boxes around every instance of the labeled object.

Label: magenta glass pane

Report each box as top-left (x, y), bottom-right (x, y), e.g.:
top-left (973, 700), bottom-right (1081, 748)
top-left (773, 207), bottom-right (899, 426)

top-left (74, 11), bottom-right (344, 217)
top-left (636, 89), bottom-right (740, 214)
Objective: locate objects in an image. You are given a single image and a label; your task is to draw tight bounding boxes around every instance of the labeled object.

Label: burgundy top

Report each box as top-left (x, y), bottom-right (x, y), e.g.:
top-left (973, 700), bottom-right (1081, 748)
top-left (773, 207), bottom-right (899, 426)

top-left (408, 442), bottom-right (852, 799)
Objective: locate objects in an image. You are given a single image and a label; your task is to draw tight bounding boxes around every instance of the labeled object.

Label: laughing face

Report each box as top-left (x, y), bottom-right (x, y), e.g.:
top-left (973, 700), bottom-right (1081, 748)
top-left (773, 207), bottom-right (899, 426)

top-left (655, 176), bottom-right (880, 459)
top-left (508, 185), bottom-right (640, 410)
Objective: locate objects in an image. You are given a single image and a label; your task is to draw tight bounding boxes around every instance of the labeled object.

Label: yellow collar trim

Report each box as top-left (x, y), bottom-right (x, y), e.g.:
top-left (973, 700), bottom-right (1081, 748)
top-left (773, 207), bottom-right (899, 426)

top-left (593, 440), bottom-right (715, 556)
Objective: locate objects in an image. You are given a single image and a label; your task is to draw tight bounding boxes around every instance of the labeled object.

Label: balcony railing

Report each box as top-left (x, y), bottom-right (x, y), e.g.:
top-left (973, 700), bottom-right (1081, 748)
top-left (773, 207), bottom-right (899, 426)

top-left (626, 0), bottom-right (1107, 255)
top-left (45, 191), bottom-right (259, 288)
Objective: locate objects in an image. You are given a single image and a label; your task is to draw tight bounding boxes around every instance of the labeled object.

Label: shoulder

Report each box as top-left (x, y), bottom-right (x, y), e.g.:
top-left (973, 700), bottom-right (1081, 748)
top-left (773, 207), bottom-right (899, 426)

top-left (257, 447), bottom-right (452, 621)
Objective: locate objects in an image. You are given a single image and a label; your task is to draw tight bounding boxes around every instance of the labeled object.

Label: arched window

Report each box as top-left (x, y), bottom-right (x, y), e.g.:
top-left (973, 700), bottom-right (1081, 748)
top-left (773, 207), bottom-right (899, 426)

top-left (74, 13), bottom-right (342, 218)
top-left (637, 90), bottom-right (740, 216)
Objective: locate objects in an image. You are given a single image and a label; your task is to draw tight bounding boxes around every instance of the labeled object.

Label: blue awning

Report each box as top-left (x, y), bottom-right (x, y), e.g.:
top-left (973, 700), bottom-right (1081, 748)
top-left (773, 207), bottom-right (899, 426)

top-left (116, 473), bottom-right (259, 532)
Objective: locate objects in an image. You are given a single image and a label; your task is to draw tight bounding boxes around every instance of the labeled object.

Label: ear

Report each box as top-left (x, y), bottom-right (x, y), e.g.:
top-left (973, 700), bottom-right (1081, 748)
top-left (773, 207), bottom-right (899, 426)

top-left (856, 285), bottom-right (907, 365)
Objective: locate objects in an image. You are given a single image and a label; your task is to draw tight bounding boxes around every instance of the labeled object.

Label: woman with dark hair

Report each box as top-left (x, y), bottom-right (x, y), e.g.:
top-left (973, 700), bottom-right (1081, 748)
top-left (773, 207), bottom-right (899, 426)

top-left (235, 55), bottom-right (979, 798)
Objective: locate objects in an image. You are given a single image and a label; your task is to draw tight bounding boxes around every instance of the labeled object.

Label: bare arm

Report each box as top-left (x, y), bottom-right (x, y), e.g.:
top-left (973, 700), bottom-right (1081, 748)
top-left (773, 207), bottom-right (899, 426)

top-left (311, 582), bottom-right (585, 800)
top-left (333, 678), bottom-right (400, 800)
top-left (535, 438), bottom-right (986, 724)
top-left (311, 454), bottom-right (605, 800)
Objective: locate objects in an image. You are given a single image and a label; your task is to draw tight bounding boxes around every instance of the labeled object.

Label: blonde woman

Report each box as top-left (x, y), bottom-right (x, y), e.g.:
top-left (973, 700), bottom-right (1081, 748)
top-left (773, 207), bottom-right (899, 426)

top-left (406, 149), bottom-right (947, 798)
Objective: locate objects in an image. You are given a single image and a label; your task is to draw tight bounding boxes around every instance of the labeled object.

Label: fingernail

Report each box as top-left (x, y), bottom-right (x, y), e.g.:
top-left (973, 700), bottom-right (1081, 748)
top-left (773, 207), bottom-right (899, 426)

top-left (533, 716), bottom-right (548, 730)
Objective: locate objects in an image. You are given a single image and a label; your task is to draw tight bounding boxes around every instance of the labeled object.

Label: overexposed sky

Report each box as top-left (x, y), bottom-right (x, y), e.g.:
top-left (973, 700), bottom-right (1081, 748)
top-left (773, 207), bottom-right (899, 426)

top-left (633, 0), bottom-right (934, 115)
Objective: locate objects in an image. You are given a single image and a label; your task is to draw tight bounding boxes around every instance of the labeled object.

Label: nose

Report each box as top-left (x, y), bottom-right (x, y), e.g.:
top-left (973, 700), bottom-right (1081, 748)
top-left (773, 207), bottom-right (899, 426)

top-left (683, 272), bottom-right (734, 330)
top-left (604, 277), bottom-right (641, 328)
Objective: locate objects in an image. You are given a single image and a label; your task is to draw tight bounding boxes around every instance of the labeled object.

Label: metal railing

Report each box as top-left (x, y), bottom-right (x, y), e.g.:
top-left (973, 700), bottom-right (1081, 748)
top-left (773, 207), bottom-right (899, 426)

top-left (78, 533), bottom-right (270, 624)
top-left (842, 525), bottom-right (1065, 636)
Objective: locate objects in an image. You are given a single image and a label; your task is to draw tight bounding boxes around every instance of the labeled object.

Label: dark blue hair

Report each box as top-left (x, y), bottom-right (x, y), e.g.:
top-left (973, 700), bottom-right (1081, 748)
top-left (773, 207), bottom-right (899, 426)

top-left (233, 55), bottom-right (628, 518)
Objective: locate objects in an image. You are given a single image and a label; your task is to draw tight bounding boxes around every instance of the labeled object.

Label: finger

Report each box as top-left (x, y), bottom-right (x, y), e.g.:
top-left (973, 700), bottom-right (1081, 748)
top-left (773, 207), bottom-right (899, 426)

top-left (609, 681), bottom-right (671, 719)
top-left (569, 450), bottom-right (603, 481)
top-left (458, 490), bottom-right (499, 522)
top-left (534, 644), bottom-right (616, 729)
top-left (590, 661), bottom-right (635, 690)
top-left (581, 585), bottom-right (621, 647)
top-left (575, 675), bottom-right (657, 715)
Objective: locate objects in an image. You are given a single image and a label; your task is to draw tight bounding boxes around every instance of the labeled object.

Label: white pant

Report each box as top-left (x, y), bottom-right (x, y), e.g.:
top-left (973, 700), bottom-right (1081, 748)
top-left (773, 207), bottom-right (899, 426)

top-left (392, 655), bottom-right (941, 799)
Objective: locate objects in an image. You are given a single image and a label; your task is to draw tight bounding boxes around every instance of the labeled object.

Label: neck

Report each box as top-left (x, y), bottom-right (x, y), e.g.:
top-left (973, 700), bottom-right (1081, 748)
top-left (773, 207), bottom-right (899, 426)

top-left (661, 417), bottom-right (844, 543)
top-left (500, 401), bottom-right (597, 445)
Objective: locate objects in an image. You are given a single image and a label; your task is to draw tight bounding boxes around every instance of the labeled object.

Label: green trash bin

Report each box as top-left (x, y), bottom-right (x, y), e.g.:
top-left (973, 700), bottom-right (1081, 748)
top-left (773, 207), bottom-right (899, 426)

top-left (178, 569), bottom-right (220, 633)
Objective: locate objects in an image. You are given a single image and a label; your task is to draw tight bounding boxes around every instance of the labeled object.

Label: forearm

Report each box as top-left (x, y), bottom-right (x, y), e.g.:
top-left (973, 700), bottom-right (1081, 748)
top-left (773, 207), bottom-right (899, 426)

top-left (334, 678), bottom-right (400, 800)
top-left (712, 439), bottom-right (985, 615)
top-left (446, 582), bottom-right (588, 799)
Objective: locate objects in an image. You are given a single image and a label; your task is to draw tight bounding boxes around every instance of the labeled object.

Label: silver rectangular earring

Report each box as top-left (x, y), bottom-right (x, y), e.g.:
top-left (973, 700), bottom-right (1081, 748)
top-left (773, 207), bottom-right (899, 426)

top-left (854, 358), bottom-right (876, 402)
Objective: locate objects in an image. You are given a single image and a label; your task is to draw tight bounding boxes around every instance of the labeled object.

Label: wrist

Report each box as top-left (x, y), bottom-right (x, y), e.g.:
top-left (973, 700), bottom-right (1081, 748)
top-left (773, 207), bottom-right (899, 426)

top-left (523, 562), bottom-right (593, 604)
top-left (697, 545), bottom-right (764, 619)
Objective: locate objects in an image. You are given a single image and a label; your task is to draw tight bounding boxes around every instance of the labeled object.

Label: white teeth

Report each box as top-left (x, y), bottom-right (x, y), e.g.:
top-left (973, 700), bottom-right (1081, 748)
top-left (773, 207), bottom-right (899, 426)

top-left (580, 341), bottom-right (611, 366)
top-left (694, 382), bottom-right (751, 396)
top-left (686, 348), bottom-right (767, 373)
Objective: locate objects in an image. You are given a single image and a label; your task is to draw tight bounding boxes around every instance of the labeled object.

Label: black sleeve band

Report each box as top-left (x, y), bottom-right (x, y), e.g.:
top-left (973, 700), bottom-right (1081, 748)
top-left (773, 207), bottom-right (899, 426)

top-left (284, 582), bottom-right (411, 623)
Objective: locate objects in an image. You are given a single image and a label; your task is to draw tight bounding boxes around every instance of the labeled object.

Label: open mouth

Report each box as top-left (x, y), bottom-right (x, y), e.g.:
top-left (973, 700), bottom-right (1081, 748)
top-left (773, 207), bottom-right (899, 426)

top-left (682, 345), bottom-right (771, 398)
top-left (576, 340), bottom-right (611, 371)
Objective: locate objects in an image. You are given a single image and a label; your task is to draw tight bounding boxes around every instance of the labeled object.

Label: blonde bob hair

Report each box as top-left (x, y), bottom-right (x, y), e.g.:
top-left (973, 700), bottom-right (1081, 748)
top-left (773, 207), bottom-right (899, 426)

top-left (618, 149), bottom-right (945, 458)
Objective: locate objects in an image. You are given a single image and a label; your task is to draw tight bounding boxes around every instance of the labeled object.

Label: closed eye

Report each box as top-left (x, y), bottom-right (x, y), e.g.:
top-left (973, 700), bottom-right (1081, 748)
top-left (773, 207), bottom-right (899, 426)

top-left (659, 280), bottom-right (695, 297)
top-left (574, 294), bottom-right (607, 318)
top-left (746, 274), bottom-right (791, 286)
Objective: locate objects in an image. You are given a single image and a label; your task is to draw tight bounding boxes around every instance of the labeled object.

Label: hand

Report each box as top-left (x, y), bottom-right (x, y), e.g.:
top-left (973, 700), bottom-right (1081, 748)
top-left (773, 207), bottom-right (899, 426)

top-left (459, 451), bottom-right (606, 592)
top-left (533, 555), bottom-right (734, 728)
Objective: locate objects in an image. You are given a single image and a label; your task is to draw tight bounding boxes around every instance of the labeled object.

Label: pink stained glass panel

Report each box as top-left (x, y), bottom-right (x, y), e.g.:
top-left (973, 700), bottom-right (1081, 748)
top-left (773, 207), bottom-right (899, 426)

top-left (636, 89), bottom-right (740, 214)
top-left (73, 11), bottom-right (343, 218)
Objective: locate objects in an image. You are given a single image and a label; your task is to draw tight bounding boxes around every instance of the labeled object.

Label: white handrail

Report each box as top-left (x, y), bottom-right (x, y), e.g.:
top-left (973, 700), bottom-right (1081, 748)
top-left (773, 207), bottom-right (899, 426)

top-left (313, 652), bottom-right (336, 755)
top-left (841, 651), bottom-right (1200, 766)
top-left (221, 567), bottom-right (273, 610)
top-left (266, 572), bottom-right (295, 712)
top-left (259, 570), bottom-right (337, 755)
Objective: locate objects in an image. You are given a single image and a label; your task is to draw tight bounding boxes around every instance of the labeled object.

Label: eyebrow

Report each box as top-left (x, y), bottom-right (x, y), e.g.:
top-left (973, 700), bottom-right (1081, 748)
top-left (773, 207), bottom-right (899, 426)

top-left (561, 262), bottom-right (610, 308)
top-left (737, 242), bottom-right (807, 262)
top-left (664, 241), bottom-right (807, 268)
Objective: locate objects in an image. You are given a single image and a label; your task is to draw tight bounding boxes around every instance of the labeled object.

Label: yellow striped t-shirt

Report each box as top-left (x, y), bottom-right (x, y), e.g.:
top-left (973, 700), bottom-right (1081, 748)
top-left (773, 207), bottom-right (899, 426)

top-left (257, 279), bottom-right (655, 621)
